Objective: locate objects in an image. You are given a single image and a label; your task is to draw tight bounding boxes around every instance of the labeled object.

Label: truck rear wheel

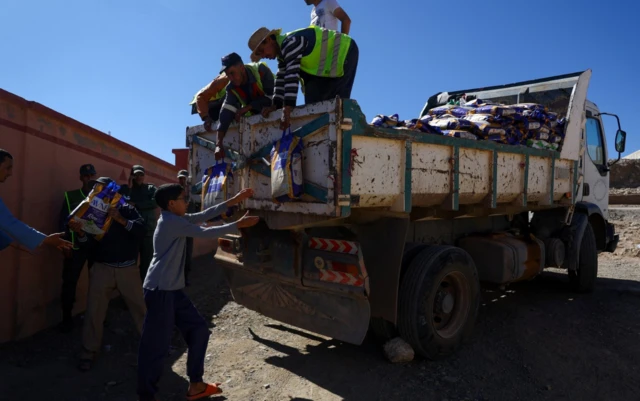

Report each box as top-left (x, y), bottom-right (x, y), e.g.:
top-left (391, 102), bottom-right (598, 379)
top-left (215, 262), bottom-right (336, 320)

top-left (369, 242), bottom-right (426, 341)
top-left (569, 223), bottom-right (598, 293)
top-left (398, 246), bottom-right (480, 360)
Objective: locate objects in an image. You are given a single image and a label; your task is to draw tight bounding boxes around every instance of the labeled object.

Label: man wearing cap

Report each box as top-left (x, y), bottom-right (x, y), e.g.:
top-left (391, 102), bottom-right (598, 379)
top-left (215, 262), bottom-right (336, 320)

top-left (0, 149), bottom-right (72, 252)
top-left (57, 163), bottom-right (98, 332)
top-left (177, 169), bottom-right (197, 284)
top-left (121, 165), bottom-right (158, 281)
top-left (69, 177), bottom-right (147, 371)
top-left (248, 25), bottom-right (358, 130)
top-left (190, 74), bottom-right (230, 131)
top-left (208, 53), bottom-right (274, 160)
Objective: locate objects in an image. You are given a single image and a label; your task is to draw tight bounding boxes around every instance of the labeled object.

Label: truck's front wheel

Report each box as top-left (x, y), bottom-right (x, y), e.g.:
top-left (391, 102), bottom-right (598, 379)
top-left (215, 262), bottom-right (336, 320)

top-left (569, 222), bottom-right (598, 293)
top-left (398, 246), bottom-right (480, 360)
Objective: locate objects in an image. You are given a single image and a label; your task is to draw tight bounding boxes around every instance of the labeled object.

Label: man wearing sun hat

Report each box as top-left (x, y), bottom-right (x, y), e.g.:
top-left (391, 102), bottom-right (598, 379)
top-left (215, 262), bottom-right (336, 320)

top-left (247, 25), bottom-right (359, 130)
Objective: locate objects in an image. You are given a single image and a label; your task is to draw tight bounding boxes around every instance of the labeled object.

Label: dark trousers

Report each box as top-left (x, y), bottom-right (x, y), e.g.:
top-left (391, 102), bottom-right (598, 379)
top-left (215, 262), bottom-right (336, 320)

top-left (61, 248), bottom-right (93, 318)
top-left (137, 289), bottom-right (210, 399)
top-left (301, 39), bottom-right (359, 104)
top-left (139, 236), bottom-right (154, 281)
top-left (185, 237), bottom-right (194, 282)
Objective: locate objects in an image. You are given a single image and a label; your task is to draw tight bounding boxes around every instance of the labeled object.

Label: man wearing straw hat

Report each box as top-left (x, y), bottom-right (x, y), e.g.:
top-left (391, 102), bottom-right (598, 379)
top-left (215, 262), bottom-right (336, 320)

top-left (247, 25), bottom-right (358, 129)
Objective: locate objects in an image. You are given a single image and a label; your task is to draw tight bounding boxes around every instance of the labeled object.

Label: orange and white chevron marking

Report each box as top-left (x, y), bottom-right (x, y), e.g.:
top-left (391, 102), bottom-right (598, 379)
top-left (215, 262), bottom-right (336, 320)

top-left (319, 269), bottom-right (364, 287)
top-left (308, 237), bottom-right (359, 254)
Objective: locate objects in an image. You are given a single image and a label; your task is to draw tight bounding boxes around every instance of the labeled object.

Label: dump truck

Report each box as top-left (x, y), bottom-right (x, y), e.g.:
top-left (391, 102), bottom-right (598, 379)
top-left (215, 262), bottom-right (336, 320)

top-left (186, 70), bottom-right (625, 359)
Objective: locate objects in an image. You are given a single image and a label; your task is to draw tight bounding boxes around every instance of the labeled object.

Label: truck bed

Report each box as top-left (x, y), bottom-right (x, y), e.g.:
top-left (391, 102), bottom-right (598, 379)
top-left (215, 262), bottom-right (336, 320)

top-left (188, 71), bottom-right (590, 229)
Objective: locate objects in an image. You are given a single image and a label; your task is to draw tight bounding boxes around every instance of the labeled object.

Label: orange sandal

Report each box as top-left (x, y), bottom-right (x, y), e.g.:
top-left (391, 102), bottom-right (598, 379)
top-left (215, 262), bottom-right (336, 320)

top-left (186, 383), bottom-right (222, 400)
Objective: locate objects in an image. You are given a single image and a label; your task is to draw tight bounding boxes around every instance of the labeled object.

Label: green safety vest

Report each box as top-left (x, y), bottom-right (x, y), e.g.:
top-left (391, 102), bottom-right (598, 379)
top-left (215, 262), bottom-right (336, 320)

top-left (277, 26), bottom-right (352, 78)
top-left (229, 63), bottom-right (272, 116)
top-left (189, 86), bottom-right (227, 114)
top-left (64, 189), bottom-right (87, 249)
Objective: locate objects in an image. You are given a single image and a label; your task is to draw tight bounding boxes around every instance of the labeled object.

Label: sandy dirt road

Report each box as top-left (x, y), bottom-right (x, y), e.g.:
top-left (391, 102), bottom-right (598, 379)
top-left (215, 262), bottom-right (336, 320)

top-left (1, 208), bottom-right (639, 401)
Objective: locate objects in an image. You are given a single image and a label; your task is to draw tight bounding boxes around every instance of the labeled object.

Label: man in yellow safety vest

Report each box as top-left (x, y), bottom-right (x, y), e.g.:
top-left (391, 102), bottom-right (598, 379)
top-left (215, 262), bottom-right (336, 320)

top-left (247, 25), bottom-right (359, 130)
top-left (212, 52), bottom-right (274, 160)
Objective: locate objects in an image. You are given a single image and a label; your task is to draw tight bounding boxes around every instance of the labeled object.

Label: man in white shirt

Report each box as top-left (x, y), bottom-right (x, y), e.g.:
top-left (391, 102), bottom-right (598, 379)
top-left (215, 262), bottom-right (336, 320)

top-left (305, 0), bottom-right (351, 34)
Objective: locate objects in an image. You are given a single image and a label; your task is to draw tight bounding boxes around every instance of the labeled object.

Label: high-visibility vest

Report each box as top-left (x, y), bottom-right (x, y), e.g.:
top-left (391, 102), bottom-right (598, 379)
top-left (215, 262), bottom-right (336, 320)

top-left (189, 87), bottom-right (226, 106)
top-left (64, 189), bottom-right (87, 249)
top-left (228, 63), bottom-right (273, 116)
top-left (277, 26), bottom-right (352, 78)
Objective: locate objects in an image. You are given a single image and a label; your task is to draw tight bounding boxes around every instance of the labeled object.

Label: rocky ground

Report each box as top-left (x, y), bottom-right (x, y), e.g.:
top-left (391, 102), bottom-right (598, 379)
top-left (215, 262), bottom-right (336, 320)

top-left (1, 209), bottom-right (639, 401)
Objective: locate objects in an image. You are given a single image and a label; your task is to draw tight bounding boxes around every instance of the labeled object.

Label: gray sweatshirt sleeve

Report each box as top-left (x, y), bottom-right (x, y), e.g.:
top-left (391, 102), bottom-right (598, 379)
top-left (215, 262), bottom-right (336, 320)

top-left (172, 217), bottom-right (239, 239)
top-left (183, 202), bottom-right (230, 225)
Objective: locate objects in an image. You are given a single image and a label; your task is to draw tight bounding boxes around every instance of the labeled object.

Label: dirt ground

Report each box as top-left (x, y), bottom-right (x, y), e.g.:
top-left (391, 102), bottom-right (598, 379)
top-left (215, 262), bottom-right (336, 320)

top-left (1, 209), bottom-right (640, 401)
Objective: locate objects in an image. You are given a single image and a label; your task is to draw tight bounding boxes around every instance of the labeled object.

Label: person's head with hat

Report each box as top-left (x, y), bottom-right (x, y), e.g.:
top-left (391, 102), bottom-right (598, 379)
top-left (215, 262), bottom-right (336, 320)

top-left (177, 169), bottom-right (189, 188)
top-left (248, 27), bottom-right (282, 62)
top-left (79, 163), bottom-right (97, 193)
top-left (220, 52), bottom-right (249, 87)
top-left (130, 164), bottom-right (146, 187)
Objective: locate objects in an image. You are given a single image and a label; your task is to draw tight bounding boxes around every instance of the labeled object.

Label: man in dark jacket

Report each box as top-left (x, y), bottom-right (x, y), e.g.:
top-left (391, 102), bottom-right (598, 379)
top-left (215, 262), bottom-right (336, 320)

top-left (58, 163), bottom-right (97, 333)
top-left (121, 165), bottom-right (158, 281)
top-left (70, 177), bottom-right (147, 371)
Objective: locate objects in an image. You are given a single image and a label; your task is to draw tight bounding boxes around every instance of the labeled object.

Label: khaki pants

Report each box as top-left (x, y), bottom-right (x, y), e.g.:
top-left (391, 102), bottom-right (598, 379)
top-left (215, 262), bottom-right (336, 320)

top-left (82, 263), bottom-right (146, 359)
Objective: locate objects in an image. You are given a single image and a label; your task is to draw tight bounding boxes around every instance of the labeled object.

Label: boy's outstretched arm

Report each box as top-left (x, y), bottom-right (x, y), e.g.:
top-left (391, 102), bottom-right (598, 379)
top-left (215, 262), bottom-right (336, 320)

top-left (184, 189), bottom-right (254, 224)
top-left (176, 211), bottom-right (259, 238)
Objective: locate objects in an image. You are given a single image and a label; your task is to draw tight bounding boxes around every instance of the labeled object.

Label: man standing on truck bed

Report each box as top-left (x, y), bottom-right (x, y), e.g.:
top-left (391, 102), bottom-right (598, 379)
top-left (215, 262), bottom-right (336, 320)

top-left (121, 165), bottom-right (158, 281)
top-left (305, 0), bottom-right (352, 34)
top-left (0, 149), bottom-right (72, 252)
top-left (247, 25), bottom-right (358, 130)
top-left (58, 163), bottom-right (98, 333)
top-left (208, 52), bottom-right (275, 160)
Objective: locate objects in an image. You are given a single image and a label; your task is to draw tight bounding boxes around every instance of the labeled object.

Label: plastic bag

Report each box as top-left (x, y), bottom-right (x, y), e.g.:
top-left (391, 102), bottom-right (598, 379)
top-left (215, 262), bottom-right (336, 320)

top-left (428, 115), bottom-right (473, 131)
top-left (271, 129), bottom-right (304, 203)
top-left (448, 106), bottom-right (475, 118)
top-left (68, 181), bottom-right (126, 239)
top-left (371, 114), bottom-right (399, 128)
top-left (526, 139), bottom-right (559, 151)
top-left (442, 130), bottom-right (478, 140)
top-left (469, 120), bottom-right (507, 137)
top-left (475, 105), bottom-right (516, 117)
top-left (428, 105), bottom-right (457, 116)
top-left (202, 160), bottom-right (234, 209)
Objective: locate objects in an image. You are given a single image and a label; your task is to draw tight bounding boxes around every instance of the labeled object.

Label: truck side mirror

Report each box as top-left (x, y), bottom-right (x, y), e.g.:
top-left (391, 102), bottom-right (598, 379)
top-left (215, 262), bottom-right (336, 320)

top-left (615, 130), bottom-right (627, 154)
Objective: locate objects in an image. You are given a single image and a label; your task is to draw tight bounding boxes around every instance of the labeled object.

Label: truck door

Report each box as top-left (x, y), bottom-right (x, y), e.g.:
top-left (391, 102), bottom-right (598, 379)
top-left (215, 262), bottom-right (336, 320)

top-left (581, 106), bottom-right (610, 218)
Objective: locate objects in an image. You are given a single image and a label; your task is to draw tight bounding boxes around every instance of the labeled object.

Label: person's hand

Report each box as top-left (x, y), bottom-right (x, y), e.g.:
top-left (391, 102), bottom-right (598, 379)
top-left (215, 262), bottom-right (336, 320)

top-left (214, 142), bottom-right (225, 161)
top-left (108, 207), bottom-right (126, 225)
top-left (68, 220), bottom-right (85, 236)
top-left (261, 105), bottom-right (276, 118)
top-left (204, 116), bottom-right (213, 132)
top-left (228, 188), bottom-right (254, 206)
top-left (280, 106), bottom-right (293, 131)
top-left (42, 233), bottom-right (73, 251)
top-left (235, 106), bottom-right (252, 122)
top-left (236, 211), bottom-right (260, 229)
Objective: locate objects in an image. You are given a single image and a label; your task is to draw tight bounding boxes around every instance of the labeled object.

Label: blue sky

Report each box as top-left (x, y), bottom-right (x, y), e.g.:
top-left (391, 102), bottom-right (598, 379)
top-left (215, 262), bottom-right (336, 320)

top-left (1, 0), bottom-right (639, 163)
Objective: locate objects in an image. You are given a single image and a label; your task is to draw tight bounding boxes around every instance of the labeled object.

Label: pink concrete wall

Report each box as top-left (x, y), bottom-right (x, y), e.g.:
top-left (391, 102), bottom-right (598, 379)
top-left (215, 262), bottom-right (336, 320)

top-left (0, 89), bottom-right (215, 343)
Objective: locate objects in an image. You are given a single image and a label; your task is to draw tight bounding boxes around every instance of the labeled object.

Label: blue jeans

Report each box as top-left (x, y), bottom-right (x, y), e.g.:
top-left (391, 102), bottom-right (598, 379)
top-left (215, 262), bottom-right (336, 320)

top-left (137, 289), bottom-right (210, 399)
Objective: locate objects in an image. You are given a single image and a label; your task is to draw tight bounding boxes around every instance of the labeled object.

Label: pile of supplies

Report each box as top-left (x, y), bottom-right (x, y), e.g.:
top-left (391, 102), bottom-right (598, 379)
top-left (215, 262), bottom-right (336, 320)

top-left (370, 99), bottom-right (566, 152)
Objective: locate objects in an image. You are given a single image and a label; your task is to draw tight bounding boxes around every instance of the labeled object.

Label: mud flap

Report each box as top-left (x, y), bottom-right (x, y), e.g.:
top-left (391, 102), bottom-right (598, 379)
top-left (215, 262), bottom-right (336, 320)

top-left (223, 267), bottom-right (371, 345)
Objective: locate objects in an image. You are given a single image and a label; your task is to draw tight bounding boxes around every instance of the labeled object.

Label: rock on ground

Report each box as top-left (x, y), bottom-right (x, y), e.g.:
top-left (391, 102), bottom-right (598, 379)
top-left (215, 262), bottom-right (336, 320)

top-left (383, 337), bottom-right (415, 363)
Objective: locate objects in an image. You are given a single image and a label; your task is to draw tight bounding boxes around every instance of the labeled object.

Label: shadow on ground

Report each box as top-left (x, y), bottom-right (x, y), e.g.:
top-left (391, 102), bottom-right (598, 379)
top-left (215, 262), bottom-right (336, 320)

top-left (0, 255), bottom-right (231, 401)
top-left (245, 271), bottom-right (640, 401)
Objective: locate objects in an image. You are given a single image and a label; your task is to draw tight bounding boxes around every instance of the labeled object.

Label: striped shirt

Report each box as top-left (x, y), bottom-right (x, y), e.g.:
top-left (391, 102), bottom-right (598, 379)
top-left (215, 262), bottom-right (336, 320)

top-left (274, 29), bottom-right (316, 108)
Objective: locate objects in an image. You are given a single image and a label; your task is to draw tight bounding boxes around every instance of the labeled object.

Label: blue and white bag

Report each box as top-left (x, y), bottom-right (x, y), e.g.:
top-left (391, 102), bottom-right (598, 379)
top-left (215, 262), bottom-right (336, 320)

top-left (201, 161), bottom-right (235, 220)
top-left (270, 128), bottom-right (304, 203)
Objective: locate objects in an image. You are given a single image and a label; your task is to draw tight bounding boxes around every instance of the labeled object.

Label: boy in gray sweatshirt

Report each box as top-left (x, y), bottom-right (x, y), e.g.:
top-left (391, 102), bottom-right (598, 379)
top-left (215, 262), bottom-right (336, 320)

top-left (137, 183), bottom-right (258, 401)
